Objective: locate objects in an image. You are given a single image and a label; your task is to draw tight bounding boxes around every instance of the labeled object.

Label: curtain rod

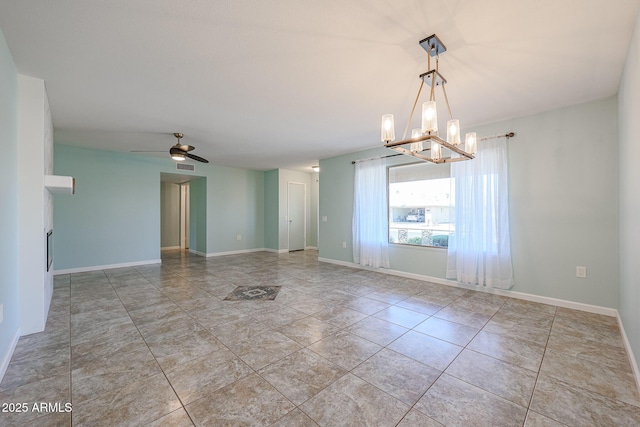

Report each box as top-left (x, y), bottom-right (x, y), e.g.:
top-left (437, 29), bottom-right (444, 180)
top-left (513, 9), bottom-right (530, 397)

top-left (351, 132), bottom-right (515, 164)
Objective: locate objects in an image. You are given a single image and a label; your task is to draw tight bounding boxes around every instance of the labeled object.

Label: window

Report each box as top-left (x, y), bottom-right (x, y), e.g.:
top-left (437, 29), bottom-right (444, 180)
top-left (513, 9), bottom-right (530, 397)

top-left (388, 162), bottom-right (454, 248)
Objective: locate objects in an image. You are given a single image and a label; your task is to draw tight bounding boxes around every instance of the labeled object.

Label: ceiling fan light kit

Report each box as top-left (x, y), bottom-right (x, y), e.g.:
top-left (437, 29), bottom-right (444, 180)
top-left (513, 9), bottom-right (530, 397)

top-left (130, 132), bottom-right (209, 163)
top-left (381, 34), bottom-right (476, 164)
top-left (170, 133), bottom-right (209, 163)
top-left (170, 133), bottom-right (186, 161)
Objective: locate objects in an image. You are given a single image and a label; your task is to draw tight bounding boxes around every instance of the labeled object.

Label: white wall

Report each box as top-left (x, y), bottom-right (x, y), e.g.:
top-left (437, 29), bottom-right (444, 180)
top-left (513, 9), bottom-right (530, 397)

top-left (43, 81), bottom-right (54, 321)
top-left (0, 26), bottom-right (20, 381)
top-left (618, 6), bottom-right (640, 372)
top-left (17, 75), bottom-right (53, 336)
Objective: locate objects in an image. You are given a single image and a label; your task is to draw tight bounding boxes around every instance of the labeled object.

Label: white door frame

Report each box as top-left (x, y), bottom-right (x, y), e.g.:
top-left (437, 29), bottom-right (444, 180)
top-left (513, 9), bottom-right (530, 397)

top-left (179, 183), bottom-right (189, 249)
top-left (287, 181), bottom-right (306, 251)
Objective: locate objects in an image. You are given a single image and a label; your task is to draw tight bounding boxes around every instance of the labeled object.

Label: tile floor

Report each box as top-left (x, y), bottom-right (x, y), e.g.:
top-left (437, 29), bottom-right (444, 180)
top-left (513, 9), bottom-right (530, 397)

top-left (1, 249), bottom-right (639, 426)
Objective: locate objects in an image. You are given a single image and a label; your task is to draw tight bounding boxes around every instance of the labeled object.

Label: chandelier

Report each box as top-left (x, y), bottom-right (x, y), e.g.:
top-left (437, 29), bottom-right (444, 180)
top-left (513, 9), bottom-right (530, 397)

top-left (381, 34), bottom-right (477, 163)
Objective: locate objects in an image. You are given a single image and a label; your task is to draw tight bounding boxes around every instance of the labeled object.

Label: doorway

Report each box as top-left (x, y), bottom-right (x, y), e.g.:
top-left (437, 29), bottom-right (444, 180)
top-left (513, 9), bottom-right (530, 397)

top-left (160, 173), bottom-right (206, 255)
top-left (288, 182), bottom-right (306, 251)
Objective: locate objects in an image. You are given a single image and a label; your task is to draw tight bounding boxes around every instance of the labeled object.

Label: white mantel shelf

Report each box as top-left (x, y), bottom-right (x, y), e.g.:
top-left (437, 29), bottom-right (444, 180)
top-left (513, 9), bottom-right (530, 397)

top-left (44, 175), bottom-right (75, 194)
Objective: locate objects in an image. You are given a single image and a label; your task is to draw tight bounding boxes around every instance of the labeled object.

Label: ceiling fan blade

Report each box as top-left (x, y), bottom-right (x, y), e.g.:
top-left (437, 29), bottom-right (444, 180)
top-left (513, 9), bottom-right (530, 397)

top-left (185, 152), bottom-right (209, 163)
top-left (179, 144), bottom-right (195, 152)
top-left (130, 150), bottom-right (167, 153)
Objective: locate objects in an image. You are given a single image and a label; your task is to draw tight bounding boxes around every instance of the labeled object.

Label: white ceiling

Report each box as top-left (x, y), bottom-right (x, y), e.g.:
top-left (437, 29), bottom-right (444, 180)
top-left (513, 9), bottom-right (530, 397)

top-left (1, 0), bottom-right (638, 171)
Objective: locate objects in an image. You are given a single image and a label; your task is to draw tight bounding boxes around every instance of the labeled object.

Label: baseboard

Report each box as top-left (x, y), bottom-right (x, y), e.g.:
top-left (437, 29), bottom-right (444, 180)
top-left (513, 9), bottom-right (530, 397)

top-left (617, 314), bottom-right (640, 395)
top-left (204, 248), bottom-right (268, 257)
top-left (161, 246), bottom-right (180, 250)
top-left (53, 259), bottom-right (162, 275)
top-left (317, 257), bottom-right (618, 317)
top-left (264, 248), bottom-right (289, 254)
top-left (305, 246), bottom-right (318, 250)
top-left (0, 327), bottom-right (20, 384)
top-left (189, 249), bottom-right (207, 257)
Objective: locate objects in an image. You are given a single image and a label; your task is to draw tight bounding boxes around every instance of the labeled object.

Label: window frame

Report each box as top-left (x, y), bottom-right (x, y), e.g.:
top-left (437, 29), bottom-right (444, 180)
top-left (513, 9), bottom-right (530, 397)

top-left (387, 161), bottom-right (453, 250)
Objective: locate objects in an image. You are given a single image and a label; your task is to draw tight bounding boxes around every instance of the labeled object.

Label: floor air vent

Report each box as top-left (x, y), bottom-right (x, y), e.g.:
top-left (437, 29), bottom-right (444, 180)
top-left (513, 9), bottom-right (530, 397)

top-left (176, 163), bottom-right (195, 171)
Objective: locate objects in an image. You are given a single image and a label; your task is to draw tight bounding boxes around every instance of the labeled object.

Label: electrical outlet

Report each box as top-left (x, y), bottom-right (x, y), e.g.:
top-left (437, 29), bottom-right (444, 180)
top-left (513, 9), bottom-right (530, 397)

top-left (342, 241), bottom-right (347, 248)
top-left (322, 216), bottom-right (327, 222)
top-left (576, 266), bottom-right (587, 278)
top-left (236, 235), bottom-right (242, 241)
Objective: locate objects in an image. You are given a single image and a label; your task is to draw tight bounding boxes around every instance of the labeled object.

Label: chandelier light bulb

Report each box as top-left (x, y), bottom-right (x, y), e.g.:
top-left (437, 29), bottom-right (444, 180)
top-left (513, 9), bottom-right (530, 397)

top-left (465, 132), bottom-right (478, 155)
top-left (431, 140), bottom-right (442, 161)
top-left (422, 101), bottom-right (438, 134)
top-left (447, 119), bottom-right (461, 145)
top-left (410, 128), bottom-right (423, 152)
top-left (381, 114), bottom-right (396, 142)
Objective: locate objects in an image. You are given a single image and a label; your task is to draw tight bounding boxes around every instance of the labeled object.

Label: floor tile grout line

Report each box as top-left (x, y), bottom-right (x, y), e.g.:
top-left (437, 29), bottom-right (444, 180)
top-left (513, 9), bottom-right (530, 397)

top-left (30, 251), bottom-right (640, 426)
top-left (387, 298), bottom-right (517, 423)
top-left (275, 266), bottom-right (534, 423)
top-left (278, 294), bottom-right (506, 424)
top-left (113, 265), bottom-right (311, 423)
top-left (66, 274), bottom-right (73, 427)
top-left (523, 307), bottom-right (567, 427)
top-left (104, 270), bottom-right (199, 426)
top-left (387, 296), bottom-right (560, 423)
top-left (80, 261), bottom-right (445, 424)
top-left (538, 316), bottom-right (640, 410)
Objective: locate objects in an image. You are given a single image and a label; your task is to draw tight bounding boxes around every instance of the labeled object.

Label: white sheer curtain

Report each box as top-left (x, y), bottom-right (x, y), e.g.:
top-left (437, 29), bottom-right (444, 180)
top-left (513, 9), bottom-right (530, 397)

top-left (446, 138), bottom-right (513, 289)
top-left (352, 157), bottom-right (390, 269)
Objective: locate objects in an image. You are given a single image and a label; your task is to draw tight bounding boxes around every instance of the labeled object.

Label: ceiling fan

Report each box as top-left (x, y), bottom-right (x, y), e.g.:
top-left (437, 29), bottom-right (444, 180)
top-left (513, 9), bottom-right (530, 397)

top-left (131, 133), bottom-right (209, 163)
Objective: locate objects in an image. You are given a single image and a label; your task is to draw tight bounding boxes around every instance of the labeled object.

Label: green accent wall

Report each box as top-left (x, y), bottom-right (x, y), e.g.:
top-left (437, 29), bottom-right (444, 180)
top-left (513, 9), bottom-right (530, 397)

top-left (53, 146), bottom-right (162, 268)
top-left (263, 168), bottom-right (317, 251)
top-left (309, 171), bottom-right (319, 248)
top-left (319, 96), bottom-right (619, 309)
top-left (189, 177), bottom-right (207, 255)
top-left (206, 164), bottom-right (264, 254)
top-left (53, 144), bottom-right (265, 269)
top-left (264, 169), bottom-right (279, 250)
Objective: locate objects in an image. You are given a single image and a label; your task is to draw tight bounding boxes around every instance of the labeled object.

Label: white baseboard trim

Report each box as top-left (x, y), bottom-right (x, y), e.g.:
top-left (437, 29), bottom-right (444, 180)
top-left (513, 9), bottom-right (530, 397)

top-left (204, 248), bottom-right (268, 257)
top-left (161, 246), bottom-right (181, 250)
top-left (53, 259), bottom-right (162, 275)
top-left (264, 248), bottom-right (289, 254)
top-left (0, 327), bottom-right (20, 384)
top-left (317, 257), bottom-right (618, 317)
top-left (305, 246), bottom-right (318, 250)
top-left (189, 249), bottom-right (207, 257)
top-left (617, 314), bottom-right (640, 395)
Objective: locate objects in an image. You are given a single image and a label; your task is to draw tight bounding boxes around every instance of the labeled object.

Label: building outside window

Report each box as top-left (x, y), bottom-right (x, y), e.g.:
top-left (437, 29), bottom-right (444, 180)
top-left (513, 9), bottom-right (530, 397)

top-left (388, 162), bottom-right (454, 248)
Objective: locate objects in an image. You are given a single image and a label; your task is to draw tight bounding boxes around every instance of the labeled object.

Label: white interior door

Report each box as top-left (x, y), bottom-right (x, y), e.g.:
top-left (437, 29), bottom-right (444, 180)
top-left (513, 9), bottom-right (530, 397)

top-left (288, 182), bottom-right (306, 251)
